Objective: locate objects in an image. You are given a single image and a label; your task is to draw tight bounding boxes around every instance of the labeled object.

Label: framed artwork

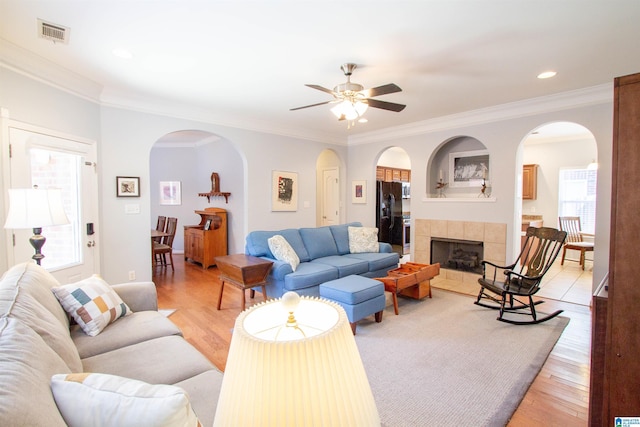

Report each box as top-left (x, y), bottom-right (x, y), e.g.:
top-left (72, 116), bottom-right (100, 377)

top-left (203, 219), bottom-right (212, 231)
top-left (116, 176), bottom-right (140, 197)
top-left (352, 180), bottom-right (366, 203)
top-left (159, 181), bottom-right (182, 205)
top-left (272, 170), bottom-right (298, 211)
top-left (448, 150), bottom-right (490, 188)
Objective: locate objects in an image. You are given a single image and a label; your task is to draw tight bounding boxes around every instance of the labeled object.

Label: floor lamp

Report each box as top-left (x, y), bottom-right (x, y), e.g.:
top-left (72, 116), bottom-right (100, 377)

top-left (4, 187), bottom-right (69, 265)
top-left (213, 292), bottom-right (380, 426)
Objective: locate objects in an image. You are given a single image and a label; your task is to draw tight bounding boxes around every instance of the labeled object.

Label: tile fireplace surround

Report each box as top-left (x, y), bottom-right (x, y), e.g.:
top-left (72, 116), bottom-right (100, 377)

top-left (414, 219), bottom-right (507, 288)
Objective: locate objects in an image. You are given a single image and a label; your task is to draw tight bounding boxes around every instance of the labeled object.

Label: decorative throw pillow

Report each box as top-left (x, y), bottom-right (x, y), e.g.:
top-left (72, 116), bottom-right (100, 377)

top-left (348, 226), bottom-right (380, 253)
top-left (268, 234), bottom-right (300, 271)
top-left (52, 275), bottom-right (131, 337)
top-left (51, 373), bottom-right (201, 427)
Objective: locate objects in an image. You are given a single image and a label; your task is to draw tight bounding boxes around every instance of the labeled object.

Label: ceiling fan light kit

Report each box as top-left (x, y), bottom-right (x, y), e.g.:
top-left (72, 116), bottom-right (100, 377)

top-left (291, 63), bottom-right (405, 128)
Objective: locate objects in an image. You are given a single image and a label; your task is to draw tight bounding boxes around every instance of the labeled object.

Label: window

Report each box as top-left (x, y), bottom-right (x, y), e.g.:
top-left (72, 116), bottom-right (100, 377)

top-left (558, 168), bottom-right (597, 233)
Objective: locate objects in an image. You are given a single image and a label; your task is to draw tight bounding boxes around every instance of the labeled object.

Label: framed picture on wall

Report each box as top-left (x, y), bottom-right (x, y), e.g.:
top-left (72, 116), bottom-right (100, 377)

top-left (352, 180), bottom-right (366, 203)
top-left (116, 176), bottom-right (140, 197)
top-left (449, 150), bottom-right (490, 188)
top-left (272, 170), bottom-right (298, 211)
top-left (159, 181), bottom-right (182, 205)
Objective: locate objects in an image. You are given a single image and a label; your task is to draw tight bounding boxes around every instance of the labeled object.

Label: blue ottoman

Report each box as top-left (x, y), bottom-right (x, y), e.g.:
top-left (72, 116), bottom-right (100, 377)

top-left (319, 275), bottom-right (385, 334)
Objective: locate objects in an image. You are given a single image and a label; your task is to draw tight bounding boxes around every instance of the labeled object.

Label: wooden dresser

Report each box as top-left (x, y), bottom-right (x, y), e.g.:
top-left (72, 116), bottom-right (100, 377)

top-left (184, 207), bottom-right (228, 269)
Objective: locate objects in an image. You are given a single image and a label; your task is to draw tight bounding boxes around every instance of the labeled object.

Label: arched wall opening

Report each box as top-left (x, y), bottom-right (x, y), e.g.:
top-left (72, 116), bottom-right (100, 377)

top-left (149, 130), bottom-right (246, 259)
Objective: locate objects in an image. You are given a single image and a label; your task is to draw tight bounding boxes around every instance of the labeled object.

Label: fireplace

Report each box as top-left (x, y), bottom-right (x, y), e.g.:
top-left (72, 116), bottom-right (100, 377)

top-left (431, 238), bottom-right (484, 274)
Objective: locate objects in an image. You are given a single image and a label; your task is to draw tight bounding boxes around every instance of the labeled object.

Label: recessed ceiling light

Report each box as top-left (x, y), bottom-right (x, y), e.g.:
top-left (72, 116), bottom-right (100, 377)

top-left (112, 48), bottom-right (133, 59)
top-left (537, 71), bottom-right (557, 79)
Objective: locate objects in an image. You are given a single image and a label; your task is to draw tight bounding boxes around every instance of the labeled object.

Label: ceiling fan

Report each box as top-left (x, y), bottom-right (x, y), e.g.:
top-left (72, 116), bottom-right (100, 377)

top-left (290, 63), bottom-right (406, 123)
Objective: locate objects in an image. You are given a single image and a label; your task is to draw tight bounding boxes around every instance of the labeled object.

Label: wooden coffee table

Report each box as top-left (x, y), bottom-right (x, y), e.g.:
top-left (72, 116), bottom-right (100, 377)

top-left (215, 254), bottom-right (273, 310)
top-left (376, 262), bottom-right (440, 315)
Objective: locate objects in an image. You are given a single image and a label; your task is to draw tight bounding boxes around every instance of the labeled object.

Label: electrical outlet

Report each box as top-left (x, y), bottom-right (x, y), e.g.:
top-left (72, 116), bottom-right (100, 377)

top-left (128, 271), bottom-right (136, 281)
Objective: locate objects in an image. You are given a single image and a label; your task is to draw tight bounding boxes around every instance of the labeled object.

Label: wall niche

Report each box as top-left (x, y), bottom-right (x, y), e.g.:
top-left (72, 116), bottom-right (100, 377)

top-left (428, 136), bottom-right (490, 199)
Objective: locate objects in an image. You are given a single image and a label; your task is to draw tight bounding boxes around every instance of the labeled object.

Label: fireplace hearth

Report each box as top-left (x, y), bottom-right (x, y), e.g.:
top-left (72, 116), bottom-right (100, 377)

top-left (431, 238), bottom-right (484, 274)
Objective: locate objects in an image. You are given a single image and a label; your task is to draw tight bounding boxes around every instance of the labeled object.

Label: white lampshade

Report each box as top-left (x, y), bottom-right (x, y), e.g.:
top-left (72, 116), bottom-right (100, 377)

top-left (331, 100), bottom-right (368, 121)
top-left (4, 188), bottom-right (69, 229)
top-left (213, 294), bottom-right (380, 426)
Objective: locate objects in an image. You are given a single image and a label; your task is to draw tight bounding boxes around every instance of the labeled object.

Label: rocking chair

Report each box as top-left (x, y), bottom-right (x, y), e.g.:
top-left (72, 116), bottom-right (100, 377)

top-left (475, 226), bottom-right (567, 325)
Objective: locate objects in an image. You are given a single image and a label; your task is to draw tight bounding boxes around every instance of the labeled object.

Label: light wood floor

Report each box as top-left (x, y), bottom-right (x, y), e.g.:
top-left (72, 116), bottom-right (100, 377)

top-left (154, 258), bottom-right (591, 426)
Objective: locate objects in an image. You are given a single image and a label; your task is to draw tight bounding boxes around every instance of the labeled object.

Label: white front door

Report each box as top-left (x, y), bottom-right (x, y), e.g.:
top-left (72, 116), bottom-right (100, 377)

top-left (6, 124), bottom-right (99, 283)
top-left (321, 167), bottom-right (339, 226)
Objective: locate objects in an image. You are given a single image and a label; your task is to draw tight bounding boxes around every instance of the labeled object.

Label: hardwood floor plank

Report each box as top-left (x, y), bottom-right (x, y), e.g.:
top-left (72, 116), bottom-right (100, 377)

top-left (153, 260), bottom-right (590, 426)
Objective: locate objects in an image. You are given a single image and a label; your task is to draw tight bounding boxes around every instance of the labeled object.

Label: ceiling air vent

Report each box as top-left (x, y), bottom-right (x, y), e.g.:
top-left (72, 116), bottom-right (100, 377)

top-left (37, 19), bottom-right (69, 44)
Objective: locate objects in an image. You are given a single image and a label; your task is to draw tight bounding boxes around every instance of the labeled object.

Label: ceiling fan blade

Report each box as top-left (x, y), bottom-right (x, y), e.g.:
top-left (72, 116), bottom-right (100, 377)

top-left (366, 98), bottom-right (406, 112)
top-left (305, 84), bottom-right (337, 96)
top-left (361, 83), bottom-right (402, 97)
top-left (290, 100), bottom-right (333, 111)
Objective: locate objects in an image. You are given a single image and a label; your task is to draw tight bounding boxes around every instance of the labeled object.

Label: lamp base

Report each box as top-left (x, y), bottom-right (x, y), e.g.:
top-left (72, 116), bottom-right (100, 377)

top-left (29, 227), bottom-right (46, 266)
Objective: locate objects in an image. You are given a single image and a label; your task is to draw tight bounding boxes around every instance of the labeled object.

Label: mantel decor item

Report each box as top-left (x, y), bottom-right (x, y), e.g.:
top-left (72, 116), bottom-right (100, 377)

top-left (213, 292), bottom-right (380, 426)
top-left (352, 180), bottom-right (366, 203)
top-left (116, 176), bottom-right (140, 197)
top-left (159, 181), bottom-right (181, 205)
top-left (272, 170), bottom-right (298, 211)
top-left (198, 172), bottom-right (231, 203)
top-left (449, 150), bottom-right (490, 188)
top-left (4, 186), bottom-right (70, 265)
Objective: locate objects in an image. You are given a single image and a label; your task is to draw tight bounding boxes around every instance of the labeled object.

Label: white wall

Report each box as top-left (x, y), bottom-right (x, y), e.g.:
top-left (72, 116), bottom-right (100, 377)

top-left (346, 103), bottom-right (613, 290)
top-left (1, 66), bottom-right (613, 291)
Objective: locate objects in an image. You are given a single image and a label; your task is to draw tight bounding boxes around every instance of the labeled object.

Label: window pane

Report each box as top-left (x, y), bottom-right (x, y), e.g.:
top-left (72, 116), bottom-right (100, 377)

top-left (30, 148), bottom-right (81, 269)
top-left (558, 168), bottom-right (597, 233)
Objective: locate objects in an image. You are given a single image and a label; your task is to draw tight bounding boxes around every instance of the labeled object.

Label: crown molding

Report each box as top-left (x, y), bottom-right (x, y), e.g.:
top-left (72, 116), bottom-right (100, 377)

top-left (347, 84), bottom-right (612, 145)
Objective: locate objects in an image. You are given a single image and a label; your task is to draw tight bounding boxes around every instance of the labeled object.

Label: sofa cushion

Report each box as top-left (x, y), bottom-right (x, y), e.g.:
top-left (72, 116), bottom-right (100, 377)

top-left (268, 235), bottom-right (300, 271)
top-left (299, 227), bottom-right (339, 259)
top-left (348, 226), bottom-right (380, 253)
top-left (0, 317), bottom-right (69, 427)
top-left (51, 373), bottom-right (201, 427)
top-left (246, 229), bottom-right (310, 262)
top-left (283, 262), bottom-right (339, 292)
top-left (52, 275), bottom-right (132, 337)
top-left (330, 222), bottom-right (362, 254)
top-left (81, 335), bottom-right (215, 385)
top-left (344, 251), bottom-right (400, 272)
top-left (0, 262), bottom-right (82, 372)
top-left (71, 311), bottom-right (183, 359)
top-left (311, 256), bottom-right (369, 277)
top-left (174, 370), bottom-right (224, 427)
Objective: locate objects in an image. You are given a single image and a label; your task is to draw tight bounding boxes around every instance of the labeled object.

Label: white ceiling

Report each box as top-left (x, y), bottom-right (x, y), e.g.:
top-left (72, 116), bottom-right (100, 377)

top-left (1, 1), bottom-right (639, 144)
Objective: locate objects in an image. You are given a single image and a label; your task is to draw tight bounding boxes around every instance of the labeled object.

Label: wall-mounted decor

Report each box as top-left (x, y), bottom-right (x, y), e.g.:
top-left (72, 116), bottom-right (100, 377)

top-left (159, 181), bottom-right (181, 205)
top-left (116, 176), bottom-right (140, 197)
top-left (352, 180), bottom-right (366, 203)
top-left (198, 172), bottom-right (231, 203)
top-left (272, 170), bottom-right (298, 211)
top-left (449, 150), bottom-right (490, 188)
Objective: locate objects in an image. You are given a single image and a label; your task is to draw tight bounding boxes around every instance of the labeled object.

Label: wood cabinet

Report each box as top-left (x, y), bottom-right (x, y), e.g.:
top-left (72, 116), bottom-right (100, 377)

top-left (522, 164), bottom-right (538, 200)
top-left (376, 166), bottom-right (411, 182)
top-left (184, 207), bottom-right (228, 269)
top-left (589, 72), bottom-right (640, 425)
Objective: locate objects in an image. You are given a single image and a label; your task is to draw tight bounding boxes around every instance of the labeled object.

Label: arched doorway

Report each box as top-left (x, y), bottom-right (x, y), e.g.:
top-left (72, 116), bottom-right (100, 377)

top-left (520, 121), bottom-right (597, 305)
top-left (376, 147), bottom-right (411, 255)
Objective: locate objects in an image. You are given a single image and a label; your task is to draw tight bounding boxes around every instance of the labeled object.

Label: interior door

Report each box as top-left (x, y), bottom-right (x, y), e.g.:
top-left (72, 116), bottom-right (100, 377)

top-left (6, 124), bottom-right (99, 283)
top-left (321, 167), bottom-right (339, 226)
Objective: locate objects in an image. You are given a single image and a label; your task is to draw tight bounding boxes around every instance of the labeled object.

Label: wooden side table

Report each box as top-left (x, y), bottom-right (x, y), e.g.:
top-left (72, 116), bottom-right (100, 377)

top-left (215, 254), bottom-right (273, 310)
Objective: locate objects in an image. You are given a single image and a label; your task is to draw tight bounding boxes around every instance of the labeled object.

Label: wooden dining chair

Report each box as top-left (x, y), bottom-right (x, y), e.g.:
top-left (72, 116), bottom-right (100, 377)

top-left (153, 216), bottom-right (167, 242)
top-left (153, 217), bottom-right (177, 271)
top-left (558, 216), bottom-right (594, 270)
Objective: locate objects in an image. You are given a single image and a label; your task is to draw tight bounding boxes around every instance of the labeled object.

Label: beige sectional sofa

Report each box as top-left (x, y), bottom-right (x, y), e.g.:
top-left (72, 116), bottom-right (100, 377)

top-left (0, 262), bottom-right (223, 426)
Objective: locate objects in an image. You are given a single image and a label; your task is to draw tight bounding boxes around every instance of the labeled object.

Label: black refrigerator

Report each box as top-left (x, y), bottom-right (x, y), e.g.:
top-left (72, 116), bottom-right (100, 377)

top-left (376, 181), bottom-right (403, 245)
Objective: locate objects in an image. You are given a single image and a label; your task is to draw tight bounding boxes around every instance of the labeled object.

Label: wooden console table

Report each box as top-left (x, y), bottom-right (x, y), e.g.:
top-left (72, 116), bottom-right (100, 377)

top-left (215, 254), bottom-right (273, 310)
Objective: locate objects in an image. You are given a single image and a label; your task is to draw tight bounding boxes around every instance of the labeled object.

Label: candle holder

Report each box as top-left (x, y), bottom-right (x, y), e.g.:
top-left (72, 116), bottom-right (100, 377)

top-left (436, 179), bottom-right (448, 198)
top-left (478, 179), bottom-right (490, 198)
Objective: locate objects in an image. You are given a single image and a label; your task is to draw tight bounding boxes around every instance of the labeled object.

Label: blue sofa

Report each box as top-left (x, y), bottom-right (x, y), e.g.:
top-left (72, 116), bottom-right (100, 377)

top-left (245, 222), bottom-right (400, 298)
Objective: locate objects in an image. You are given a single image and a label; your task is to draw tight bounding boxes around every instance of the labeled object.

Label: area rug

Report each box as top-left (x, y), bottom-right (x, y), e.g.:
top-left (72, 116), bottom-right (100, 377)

top-left (354, 289), bottom-right (569, 427)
